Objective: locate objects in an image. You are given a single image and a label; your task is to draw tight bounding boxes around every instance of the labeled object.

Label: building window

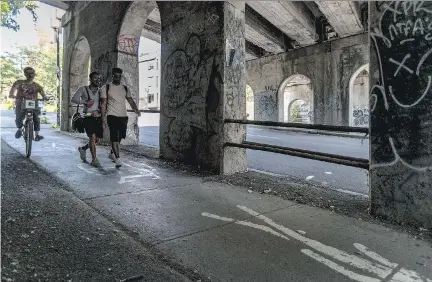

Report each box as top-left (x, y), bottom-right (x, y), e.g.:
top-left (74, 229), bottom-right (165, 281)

top-left (156, 76), bottom-right (158, 87)
top-left (148, 94), bottom-right (154, 104)
top-left (156, 59), bottom-right (158, 70)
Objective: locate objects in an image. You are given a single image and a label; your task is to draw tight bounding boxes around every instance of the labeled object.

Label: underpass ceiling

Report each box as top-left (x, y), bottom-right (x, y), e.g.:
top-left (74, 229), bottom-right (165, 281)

top-left (55, 1), bottom-right (367, 61)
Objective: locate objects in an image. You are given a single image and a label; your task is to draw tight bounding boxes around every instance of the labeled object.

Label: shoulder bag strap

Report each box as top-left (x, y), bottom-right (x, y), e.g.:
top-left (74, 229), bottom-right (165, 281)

top-left (84, 86), bottom-right (91, 101)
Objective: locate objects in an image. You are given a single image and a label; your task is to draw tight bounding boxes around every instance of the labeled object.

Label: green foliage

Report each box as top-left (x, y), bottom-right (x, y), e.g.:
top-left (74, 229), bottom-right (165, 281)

top-left (1, 1), bottom-right (38, 31)
top-left (45, 104), bottom-right (57, 112)
top-left (290, 103), bottom-right (300, 122)
top-left (40, 116), bottom-right (50, 124)
top-left (246, 86), bottom-right (254, 102)
top-left (3, 45), bottom-right (63, 106)
top-left (51, 124), bottom-right (58, 129)
top-left (7, 101), bottom-right (15, 110)
top-left (0, 56), bottom-right (21, 101)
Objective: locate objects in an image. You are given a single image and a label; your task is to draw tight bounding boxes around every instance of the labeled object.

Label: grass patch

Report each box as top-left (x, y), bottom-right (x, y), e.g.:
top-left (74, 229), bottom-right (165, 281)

top-left (40, 116), bottom-right (50, 124)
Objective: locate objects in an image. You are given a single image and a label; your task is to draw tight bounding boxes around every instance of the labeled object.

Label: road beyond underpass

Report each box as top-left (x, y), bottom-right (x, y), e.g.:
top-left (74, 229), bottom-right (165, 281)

top-left (137, 113), bottom-right (370, 196)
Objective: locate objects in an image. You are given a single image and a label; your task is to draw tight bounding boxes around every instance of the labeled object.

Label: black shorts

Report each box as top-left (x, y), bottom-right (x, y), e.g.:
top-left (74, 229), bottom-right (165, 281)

top-left (107, 115), bottom-right (128, 142)
top-left (84, 117), bottom-right (103, 138)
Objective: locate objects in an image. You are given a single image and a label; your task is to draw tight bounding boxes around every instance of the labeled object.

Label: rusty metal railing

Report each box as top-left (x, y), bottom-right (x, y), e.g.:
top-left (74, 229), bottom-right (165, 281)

top-left (224, 119), bottom-right (369, 170)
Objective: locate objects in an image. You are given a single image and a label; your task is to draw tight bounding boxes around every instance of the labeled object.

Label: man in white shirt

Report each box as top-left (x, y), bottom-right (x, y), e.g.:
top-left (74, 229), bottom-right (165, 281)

top-left (71, 72), bottom-right (103, 167)
top-left (100, 67), bottom-right (140, 168)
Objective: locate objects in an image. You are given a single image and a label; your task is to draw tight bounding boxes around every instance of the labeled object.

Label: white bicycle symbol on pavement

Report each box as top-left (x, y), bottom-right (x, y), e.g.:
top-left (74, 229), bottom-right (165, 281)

top-left (203, 205), bottom-right (431, 282)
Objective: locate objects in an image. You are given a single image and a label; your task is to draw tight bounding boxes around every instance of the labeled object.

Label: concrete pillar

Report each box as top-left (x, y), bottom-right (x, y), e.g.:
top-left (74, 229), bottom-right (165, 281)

top-left (369, 1), bottom-right (432, 228)
top-left (159, 1), bottom-right (247, 174)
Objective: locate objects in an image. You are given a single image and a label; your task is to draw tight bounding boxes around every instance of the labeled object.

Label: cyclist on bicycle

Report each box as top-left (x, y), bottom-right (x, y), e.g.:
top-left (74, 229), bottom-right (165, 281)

top-left (9, 67), bottom-right (47, 141)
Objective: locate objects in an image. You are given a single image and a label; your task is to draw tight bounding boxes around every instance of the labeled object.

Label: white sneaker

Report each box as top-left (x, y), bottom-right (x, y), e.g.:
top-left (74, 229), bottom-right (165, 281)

top-left (115, 158), bottom-right (122, 168)
top-left (78, 147), bottom-right (87, 162)
top-left (109, 152), bottom-right (116, 162)
top-left (91, 158), bottom-right (101, 168)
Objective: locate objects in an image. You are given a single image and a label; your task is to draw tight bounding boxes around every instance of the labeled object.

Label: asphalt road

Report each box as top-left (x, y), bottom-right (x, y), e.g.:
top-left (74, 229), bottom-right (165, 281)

top-left (138, 113), bottom-right (370, 196)
top-left (1, 110), bottom-right (369, 195)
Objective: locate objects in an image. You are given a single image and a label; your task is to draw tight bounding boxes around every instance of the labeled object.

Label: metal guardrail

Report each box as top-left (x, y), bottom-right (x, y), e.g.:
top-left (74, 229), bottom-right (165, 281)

top-left (127, 109), bottom-right (160, 113)
top-left (68, 105), bottom-right (161, 114)
top-left (224, 119), bottom-right (369, 134)
top-left (224, 119), bottom-right (370, 170)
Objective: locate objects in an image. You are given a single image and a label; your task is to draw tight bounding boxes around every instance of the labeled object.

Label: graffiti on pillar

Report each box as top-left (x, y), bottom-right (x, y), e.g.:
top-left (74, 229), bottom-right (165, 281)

top-left (370, 0), bottom-right (432, 172)
top-left (352, 108), bottom-right (369, 127)
top-left (117, 35), bottom-right (139, 55)
top-left (256, 92), bottom-right (277, 121)
top-left (161, 34), bottom-right (222, 154)
top-left (187, 8), bottom-right (220, 34)
top-left (93, 51), bottom-right (113, 84)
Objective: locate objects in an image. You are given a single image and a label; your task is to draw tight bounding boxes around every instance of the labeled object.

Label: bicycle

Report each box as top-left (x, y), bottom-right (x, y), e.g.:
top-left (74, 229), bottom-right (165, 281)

top-left (20, 99), bottom-right (43, 158)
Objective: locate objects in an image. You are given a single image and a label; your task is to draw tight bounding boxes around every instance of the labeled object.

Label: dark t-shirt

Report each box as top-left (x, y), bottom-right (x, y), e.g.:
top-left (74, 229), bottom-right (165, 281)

top-left (11, 80), bottom-right (43, 104)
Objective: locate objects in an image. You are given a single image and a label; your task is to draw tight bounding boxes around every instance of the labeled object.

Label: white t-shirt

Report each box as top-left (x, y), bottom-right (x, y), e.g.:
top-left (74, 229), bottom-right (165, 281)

top-left (100, 83), bottom-right (132, 117)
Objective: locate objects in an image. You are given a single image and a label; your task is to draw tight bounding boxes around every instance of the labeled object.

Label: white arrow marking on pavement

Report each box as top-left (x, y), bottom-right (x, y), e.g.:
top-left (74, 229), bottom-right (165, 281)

top-left (118, 174), bottom-right (148, 184)
top-left (76, 164), bottom-right (103, 175)
top-left (202, 205), bottom-right (432, 282)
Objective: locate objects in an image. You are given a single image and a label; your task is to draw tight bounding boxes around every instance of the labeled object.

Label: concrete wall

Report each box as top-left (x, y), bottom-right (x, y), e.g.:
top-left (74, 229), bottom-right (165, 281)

top-left (246, 33), bottom-right (368, 125)
top-left (351, 72), bottom-right (369, 127)
top-left (159, 1), bottom-right (246, 173)
top-left (61, 1), bottom-right (129, 131)
top-left (369, 2), bottom-right (432, 228)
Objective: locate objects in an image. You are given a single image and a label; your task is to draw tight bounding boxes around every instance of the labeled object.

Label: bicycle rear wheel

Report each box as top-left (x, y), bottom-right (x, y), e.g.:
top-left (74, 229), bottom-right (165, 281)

top-left (25, 120), bottom-right (34, 158)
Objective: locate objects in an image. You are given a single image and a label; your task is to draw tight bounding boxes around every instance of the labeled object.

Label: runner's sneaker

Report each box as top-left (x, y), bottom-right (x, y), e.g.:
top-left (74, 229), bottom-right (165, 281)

top-left (115, 158), bottom-right (122, 168)
top-left (91, 158), bottom-right (101, 168)
top-left (78, 147), bottom-right (86, 162)
top-left (109, 152), bottom-right (116, 162)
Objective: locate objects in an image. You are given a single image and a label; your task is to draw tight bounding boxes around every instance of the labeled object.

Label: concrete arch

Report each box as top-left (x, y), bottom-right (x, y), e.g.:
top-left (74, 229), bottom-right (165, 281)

top-left (68, 36), bottom-right (91, 130)
top-left (277, 74), bottom-right (313, 123)
top-left (349, 64), bottom-right (369, 127)
top-left (116, 1), bottom-right (160, 144)
top-left (246, 84), bottom-right (254, 120)
top-left (69, 36), bottom-right (91, 100)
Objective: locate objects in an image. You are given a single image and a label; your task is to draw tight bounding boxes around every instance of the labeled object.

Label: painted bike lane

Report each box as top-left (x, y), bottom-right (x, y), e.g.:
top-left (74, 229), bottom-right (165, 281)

top-left (1, 128), bottom-right (431, 282)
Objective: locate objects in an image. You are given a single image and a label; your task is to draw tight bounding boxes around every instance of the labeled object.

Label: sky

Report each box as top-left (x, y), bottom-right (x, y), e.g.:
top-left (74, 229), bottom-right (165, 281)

top-left (0, 2), bottom-right (63, 55)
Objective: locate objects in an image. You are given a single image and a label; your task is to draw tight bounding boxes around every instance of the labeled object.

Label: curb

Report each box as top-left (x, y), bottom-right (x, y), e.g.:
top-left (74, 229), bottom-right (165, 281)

top-left (249, 125), bottom-right (369, 140)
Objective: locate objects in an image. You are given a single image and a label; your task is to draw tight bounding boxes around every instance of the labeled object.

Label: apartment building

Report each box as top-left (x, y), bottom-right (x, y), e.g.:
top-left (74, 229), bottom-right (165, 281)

top-left (138, 51), bottom-right (161, 110)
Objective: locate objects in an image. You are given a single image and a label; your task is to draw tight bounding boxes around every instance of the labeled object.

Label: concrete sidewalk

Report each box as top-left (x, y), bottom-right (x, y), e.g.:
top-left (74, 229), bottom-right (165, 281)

top-left (1, 127), bottom-right (431, 282)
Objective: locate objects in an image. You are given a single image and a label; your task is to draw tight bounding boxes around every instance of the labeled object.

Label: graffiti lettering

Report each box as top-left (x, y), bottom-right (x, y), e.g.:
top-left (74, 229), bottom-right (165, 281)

top-left (370, 0), bottom-right (432, 171)
top-left (264, 85), bottom-right (276, 92)
top-left (257, 94), bottom-right (276, 119)
top-left (92, 51), bottom-right (113, 84)
top-left (117, 35), bottom-right (139, 55)
top-left (162, 34), bottom-right (222, 154)
top-left (352, 108), bottom-right (369, 127)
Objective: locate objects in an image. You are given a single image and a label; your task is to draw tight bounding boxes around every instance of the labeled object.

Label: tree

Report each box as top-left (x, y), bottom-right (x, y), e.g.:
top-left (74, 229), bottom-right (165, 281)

top-left (3, 45), bottom-right (63, 105)
top-left (1, 1), bottom-right (38, 31)
top-left (0, 57), bottom-right (21, 102)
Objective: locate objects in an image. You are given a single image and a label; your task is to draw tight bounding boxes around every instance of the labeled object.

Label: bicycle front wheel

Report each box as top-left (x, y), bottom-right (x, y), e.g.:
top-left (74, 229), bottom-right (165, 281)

top-left (25, 120), bottom-right (34, 158)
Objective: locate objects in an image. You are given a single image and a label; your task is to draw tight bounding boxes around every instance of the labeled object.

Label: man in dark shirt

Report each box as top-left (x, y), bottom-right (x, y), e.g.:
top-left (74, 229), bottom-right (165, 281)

top-left (9, 67), bottom-right (47, 141)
